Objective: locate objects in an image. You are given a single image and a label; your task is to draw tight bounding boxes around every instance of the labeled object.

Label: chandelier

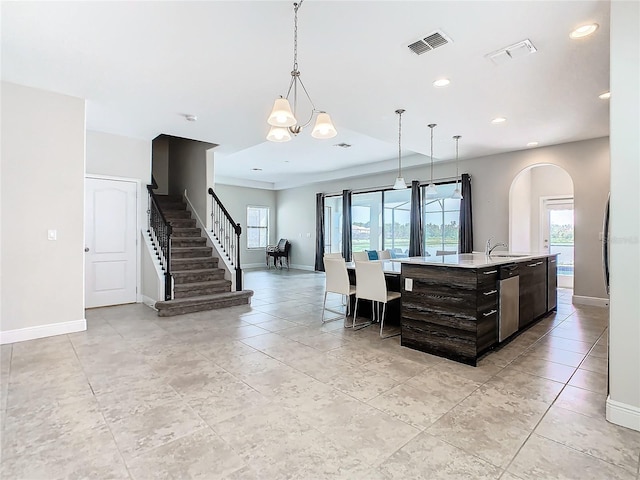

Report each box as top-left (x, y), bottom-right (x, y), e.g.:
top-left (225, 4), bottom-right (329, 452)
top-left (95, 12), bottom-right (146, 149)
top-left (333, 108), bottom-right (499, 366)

top-left (266, 1), bottom-right (337, 142)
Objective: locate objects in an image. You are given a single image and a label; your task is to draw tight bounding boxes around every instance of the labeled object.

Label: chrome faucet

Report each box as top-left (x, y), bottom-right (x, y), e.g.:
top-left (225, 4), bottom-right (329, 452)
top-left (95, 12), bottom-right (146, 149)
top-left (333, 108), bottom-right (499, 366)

top-left (486, 238), bottom-right (508, 255)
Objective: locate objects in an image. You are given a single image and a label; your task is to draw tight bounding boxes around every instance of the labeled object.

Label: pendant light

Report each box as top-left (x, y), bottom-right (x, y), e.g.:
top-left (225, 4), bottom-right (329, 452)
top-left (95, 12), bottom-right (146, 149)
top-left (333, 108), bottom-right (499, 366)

top-left (451, 135), bottom-right (463, 200)
top-left (425, 124), bottom-right (438, 196)
top-left (266, 1), bottom-right (337, 142)
top-left (392, 109), bottom-right (408, 190)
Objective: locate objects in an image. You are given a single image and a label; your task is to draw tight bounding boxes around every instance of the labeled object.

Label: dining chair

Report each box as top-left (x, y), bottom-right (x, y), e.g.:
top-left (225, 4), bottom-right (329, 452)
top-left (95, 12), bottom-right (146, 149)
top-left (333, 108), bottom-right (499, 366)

top-left (323, 252), bottom-right (343, 260)
top-left (352, 251), bottom-right (369, 262)
top-left (322, 258), bottom-right (356, 323)
top-left (353, 261), bottom-right (401, 338)
top-left (377, 250), bottom-right (391, 260)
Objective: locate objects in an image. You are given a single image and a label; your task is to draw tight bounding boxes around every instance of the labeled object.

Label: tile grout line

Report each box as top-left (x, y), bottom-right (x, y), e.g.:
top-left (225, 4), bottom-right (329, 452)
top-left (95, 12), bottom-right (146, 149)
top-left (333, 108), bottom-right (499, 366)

top-left (499, 327), bottom-right (610, 477)
top-left (67, 333), bottom-right (136, 480)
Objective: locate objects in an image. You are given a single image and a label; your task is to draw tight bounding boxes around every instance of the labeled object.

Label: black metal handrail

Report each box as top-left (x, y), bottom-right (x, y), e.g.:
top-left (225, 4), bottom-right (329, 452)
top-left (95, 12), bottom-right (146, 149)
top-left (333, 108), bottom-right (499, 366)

top-left (208, 187), bottom-right (242, 291)
top-left (147, 182), bottom-right (172, 300)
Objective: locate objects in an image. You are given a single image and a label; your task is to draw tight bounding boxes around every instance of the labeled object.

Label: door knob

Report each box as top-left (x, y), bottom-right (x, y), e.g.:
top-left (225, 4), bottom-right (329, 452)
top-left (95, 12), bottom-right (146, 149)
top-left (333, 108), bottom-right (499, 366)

top-left (84, 247), bottom-right (89, 252)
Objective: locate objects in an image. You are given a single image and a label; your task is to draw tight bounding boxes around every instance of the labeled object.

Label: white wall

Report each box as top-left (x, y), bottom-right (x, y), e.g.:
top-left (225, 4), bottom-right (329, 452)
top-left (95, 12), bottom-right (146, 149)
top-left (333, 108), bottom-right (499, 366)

top-left (607, 0), bottom-right (640, 432)
top-left (213, 184), bottom-right (277, 267)
top-left (510, 169), bottom-right (532, 252)
top-left (0, 82), bottom-right (86, 342)
top-left (86, 131), bottom-right (151, 183)
top-left (276, 137), bottom-right (610, 299)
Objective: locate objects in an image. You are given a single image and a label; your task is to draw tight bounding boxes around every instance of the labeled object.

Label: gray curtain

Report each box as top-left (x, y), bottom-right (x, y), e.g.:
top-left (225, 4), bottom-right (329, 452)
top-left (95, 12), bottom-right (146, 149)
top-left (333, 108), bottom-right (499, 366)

top-left (409, 180), bottom-right (424, 257)
top-left (459, 173), bottom-right (473, 253)
top-left (314, 193), bottom-right (325, 271)
top-left (342, 190), bottom-right (352, 261)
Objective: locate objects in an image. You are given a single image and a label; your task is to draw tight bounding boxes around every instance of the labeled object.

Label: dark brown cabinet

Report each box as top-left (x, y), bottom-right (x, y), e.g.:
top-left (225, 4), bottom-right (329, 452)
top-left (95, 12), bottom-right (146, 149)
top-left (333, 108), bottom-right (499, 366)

top-left (547, 257), bottom-right (558, 311)
top-left (519, 259), bottom-right (546, 328)
top-left (401, 254), bottom-right (558, 366)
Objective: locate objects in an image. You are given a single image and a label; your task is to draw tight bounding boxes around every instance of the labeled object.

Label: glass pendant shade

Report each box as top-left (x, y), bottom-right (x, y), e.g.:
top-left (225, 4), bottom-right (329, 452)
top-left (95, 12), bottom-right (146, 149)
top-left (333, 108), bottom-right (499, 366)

top-left (451, 184), bottom-right (463, 200)
top-left (393, 177), bottom-right (408, 190)
top-left (266, 126), bottom-right (292, 142)
top-left (425, 183), bottom-right (438, 196)
top-left (267, 98), bottom-right (296, 127)
top-left (311, 113), bottom-right (337, 139)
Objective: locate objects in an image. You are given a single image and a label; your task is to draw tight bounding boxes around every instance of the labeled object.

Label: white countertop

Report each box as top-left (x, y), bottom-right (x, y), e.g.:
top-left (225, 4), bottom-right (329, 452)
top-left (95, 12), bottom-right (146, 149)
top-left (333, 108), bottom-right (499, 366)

top-left (394, 252), bottom-right (557, 269)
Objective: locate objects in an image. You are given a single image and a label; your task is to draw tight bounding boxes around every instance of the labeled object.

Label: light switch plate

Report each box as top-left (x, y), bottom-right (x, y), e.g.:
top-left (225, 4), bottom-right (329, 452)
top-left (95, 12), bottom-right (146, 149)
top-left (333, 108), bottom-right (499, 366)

top-left (48, 229), bottom-right (57, 241)
top-left (405, 278), bottom-right (413, 291)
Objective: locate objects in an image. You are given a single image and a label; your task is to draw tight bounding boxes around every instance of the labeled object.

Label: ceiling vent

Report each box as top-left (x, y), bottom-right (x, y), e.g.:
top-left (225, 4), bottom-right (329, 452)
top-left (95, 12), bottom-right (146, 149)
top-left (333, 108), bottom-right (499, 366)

top-left (407, 30), bottom-right (452, 55)
top-left (485, 39), bottom-right (537, 65)
top-left (334, 143), bottom-right (352, 148)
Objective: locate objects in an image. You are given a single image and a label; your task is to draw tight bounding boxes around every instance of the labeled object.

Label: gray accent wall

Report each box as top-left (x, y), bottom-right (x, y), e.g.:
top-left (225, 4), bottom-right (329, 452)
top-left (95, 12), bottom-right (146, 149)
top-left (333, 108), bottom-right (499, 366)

top-left (274, 137), bottom-right (610, 299)
top-left (213, 184), bottom-right (277, 268)
top-left (168, 137), bottom-right (215, 223)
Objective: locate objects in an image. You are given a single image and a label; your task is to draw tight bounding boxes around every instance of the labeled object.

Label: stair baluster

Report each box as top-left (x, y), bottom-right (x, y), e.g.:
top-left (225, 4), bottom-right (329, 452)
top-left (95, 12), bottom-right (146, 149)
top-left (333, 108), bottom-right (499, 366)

top-left (147, 183), bottom-right (173, 300)
top-left (208, 188), bottom-right (243, 291)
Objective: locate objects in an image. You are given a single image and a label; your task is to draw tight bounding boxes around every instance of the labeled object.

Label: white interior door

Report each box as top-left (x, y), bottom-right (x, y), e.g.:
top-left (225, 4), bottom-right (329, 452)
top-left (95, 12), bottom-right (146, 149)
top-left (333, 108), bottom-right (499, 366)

top-left (542, 197), bottom-right (574, 289)
top-left (85, 177), bottom-right (137, 307)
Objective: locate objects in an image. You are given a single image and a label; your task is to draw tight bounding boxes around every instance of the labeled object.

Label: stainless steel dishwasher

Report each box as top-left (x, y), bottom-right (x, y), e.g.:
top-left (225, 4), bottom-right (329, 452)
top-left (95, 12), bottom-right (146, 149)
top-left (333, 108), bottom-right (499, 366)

top-left (499, 264), bottom-right (519, 341)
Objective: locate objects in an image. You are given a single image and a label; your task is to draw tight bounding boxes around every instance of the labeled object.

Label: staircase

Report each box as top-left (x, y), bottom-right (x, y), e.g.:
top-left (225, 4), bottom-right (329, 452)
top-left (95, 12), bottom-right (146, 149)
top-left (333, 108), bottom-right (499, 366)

top-left (152, 194), bottom-right (253, 317)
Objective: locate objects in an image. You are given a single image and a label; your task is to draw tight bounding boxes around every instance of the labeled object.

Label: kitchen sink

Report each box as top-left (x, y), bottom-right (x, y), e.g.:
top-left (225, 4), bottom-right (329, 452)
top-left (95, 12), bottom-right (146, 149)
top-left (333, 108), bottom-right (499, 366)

top-left (488, 253), bottom-right (530, 258)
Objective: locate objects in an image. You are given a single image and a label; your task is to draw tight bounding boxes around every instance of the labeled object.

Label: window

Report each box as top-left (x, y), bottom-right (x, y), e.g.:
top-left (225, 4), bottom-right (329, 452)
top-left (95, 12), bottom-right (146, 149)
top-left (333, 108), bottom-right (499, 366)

top-left (246, 206), bottom-right (269, 249)
top-left (325, 189), bottom-right (411, 256)
top-left (423, 183), bottom-right (461, 256)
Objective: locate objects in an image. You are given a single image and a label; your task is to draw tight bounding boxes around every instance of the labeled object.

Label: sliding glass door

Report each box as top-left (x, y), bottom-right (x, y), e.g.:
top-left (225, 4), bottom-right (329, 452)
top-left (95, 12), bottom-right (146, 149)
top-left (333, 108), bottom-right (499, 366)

top-left (423, 183), bottom-right (462, 256)
top-left (324, 196), bottom-right (343, 254)
top-left (383, 188), bottom-right (411, 256)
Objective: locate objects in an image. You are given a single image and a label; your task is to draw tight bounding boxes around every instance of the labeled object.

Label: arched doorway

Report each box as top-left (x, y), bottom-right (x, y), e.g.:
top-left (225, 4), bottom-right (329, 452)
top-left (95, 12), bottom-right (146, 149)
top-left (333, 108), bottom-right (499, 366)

top-left (509, 164), bottom-right (575, 288)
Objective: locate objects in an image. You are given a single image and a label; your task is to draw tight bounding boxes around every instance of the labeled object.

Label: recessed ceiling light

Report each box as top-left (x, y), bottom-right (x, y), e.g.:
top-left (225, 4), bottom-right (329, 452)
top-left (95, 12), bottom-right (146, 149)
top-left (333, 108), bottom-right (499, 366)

top-left (491, 117), bottom-right (507, 124)
top-left (251, 168), bottom-right (262, 171)
top-left (599, 91), bottom-right (611, 99)
top-left (433, 78), bottom-right (450, 88)
top-left (570, 23), bottom-right (598, 39)
top-left (527, 142), bottom-right (539, 147)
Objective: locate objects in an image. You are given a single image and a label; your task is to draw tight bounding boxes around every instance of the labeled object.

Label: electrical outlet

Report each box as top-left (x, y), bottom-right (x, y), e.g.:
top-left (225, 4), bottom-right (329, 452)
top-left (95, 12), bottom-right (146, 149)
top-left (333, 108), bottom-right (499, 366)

top-left (405, 278), bottom-right (413, 291)
top-left (47, 229), bottom-right (57, 241)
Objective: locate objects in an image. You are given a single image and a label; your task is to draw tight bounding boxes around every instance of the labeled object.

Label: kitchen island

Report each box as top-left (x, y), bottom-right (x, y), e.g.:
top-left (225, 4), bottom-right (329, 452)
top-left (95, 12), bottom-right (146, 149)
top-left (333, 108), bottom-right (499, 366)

top-left (398, 253), bottom-right (558, 366)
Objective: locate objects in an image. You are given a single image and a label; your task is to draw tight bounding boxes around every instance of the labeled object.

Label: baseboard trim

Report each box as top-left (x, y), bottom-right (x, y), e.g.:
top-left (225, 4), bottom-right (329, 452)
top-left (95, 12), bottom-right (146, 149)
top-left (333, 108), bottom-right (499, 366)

top-left (243, 263), bottom-right (269, 269)
top-left (607, 396), bottom-right (640, 432)
top-left (141, 295), bottom-right (158, 309)
top-left (291, 264), bottom-right (315, 271)
top-left (0, 318), bottom-right (87, 345)
top-left (572, 295), bottom-right (610, 308)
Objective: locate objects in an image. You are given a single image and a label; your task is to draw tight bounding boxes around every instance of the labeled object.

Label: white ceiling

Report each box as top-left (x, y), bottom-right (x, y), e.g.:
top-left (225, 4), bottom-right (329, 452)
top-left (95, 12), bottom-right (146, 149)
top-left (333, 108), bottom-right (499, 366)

top-left (1, 1), bottom-right (611, 189)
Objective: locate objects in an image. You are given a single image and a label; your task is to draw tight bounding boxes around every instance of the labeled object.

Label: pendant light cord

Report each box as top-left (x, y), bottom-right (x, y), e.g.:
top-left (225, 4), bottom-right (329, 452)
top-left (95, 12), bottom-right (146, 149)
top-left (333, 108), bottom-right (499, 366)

top-left (398, 110), bottom-right (403, 177)
top-left (428, 124), bottom-right (436, 183)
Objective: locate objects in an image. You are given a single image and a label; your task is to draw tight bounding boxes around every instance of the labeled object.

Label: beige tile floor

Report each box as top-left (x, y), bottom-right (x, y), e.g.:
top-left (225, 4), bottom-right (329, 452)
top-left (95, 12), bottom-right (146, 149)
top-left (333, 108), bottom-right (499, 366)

top-left (1, 269), bottom-right (639, 479)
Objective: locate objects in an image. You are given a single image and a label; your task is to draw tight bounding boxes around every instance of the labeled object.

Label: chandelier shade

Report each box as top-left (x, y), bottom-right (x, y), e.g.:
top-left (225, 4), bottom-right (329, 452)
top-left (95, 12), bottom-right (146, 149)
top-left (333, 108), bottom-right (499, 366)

top-left (268, 98), bottom-right (297, 127)
top-left (311, 112), bottom-right (337, 139)
top-left (266, 126), bottom-right (293, 143)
